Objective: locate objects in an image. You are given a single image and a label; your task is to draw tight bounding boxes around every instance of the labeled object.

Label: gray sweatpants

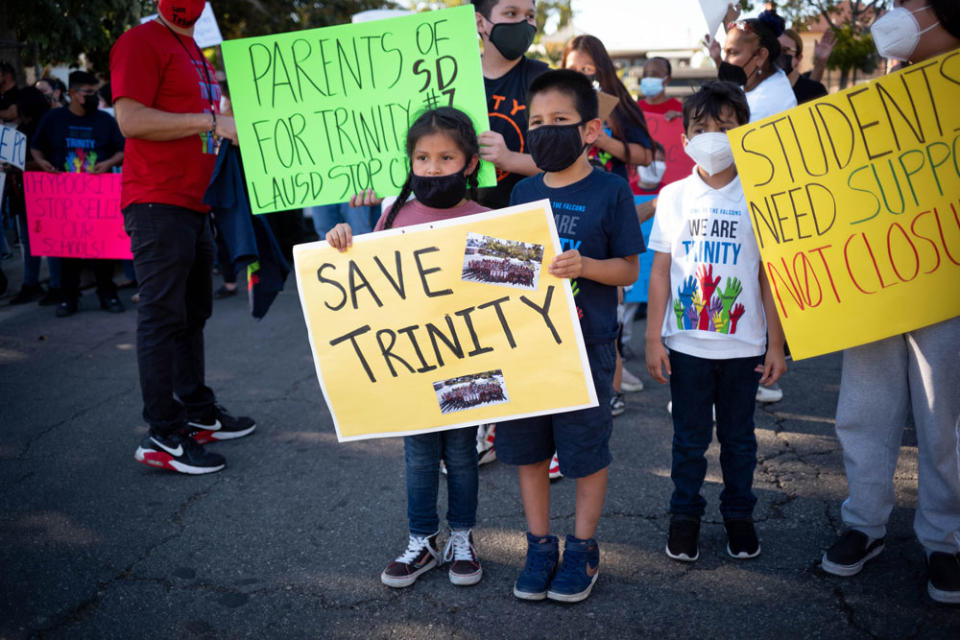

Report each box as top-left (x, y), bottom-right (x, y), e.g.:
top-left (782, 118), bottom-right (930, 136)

top-left (835, 316), bottom-right (960, 553)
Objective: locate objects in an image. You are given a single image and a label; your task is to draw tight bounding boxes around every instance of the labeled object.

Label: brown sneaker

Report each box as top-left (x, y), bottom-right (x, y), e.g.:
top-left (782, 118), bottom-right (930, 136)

top-left (444, 529), bottom-right (482, 586)
top-left (380, 533), bottom-right (440, 588)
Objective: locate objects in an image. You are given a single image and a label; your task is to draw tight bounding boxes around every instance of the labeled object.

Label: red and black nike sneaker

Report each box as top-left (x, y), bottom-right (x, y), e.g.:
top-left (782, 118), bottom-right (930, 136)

top-left (187, 404), bottom-right (256, 444)
top-left (135, 431), bottom-right (226, 475)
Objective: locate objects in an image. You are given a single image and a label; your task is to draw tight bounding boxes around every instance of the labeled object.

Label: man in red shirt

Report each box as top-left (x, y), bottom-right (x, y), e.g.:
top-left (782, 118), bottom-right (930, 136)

top-left (111, 0), bottom-right (254, 475)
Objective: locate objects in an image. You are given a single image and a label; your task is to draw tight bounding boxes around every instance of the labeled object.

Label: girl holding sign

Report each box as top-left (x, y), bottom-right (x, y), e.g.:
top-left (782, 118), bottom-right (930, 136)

top-left (326, 107), bottom-right (489, 589)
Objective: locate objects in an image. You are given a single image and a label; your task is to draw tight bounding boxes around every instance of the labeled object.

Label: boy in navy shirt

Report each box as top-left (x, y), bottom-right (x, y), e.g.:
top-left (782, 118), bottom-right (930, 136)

top-left (499, 69), bottom-right (644, 603)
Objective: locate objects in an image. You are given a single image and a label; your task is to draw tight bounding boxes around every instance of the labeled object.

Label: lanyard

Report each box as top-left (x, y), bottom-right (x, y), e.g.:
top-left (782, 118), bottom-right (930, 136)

top-left (158, 18), bottom-right (217, 116)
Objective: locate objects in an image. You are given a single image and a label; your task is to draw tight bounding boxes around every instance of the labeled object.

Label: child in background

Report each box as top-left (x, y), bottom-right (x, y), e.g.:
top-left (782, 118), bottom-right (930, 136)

top-left (645, 82), bottom-right (786, 563)
top-left (561, 35), bottom-right (653, 416)
top-left (499, 69), bottom-right (644, 603)
top-left (326, 107), bottom-right (488, 589)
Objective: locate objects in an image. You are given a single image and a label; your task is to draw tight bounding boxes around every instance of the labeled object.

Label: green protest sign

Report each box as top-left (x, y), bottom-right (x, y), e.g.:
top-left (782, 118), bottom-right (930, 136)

top-left (221, 5), bottom-right (495, 214)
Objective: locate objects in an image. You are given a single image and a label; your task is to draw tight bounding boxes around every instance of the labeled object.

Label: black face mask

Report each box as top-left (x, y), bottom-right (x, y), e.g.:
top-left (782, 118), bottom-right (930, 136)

top-left (777, 54), bottom-right (794, 75)
top-left (81, 93), bottom-right (99, 116)
top-left (527, 122), bottom-right (587, 172)
top-left (717, 61), bottom-right (748, 85)
top-left (488, 21), bottom-right (536, 61)
top-left (411, 168), bottom-right (468, 209)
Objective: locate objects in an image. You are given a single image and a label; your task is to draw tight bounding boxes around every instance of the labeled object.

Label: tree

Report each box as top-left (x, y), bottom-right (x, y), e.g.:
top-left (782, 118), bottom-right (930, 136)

top-left (767, 0), bottom-right (889, 89)
top-left (2, 1), bottom-right (153, 77)
top-left (0, 1), bottom-right (394, 78)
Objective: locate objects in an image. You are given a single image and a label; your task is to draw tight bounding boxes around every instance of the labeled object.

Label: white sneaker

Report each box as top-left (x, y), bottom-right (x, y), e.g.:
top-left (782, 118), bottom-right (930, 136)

top-left (756, 383), bottom-right (783, 403)
top-left (477, 424), bottom-right (497, 466)
top-left (381, 533), bottom-right (440, 588)
top-left (443, 529), bottom-right (482, 586)
top-left (620, 367), bottom-right (644, 392)
top-left (548, 452), bottom-right (563, 479)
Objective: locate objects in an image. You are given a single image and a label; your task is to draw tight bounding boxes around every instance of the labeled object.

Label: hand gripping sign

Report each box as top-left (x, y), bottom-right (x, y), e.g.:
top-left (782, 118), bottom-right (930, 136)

top-left (728, 48), bottom-right (960, 360)
top-left (294, 200), bottom-right (598, 442)
top-left (221, 5), bottom-right (495, 214)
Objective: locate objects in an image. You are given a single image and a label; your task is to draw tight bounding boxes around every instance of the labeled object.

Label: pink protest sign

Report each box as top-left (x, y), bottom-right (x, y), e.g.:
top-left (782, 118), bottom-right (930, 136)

top-left (24, 172), bottom-right (132, 260)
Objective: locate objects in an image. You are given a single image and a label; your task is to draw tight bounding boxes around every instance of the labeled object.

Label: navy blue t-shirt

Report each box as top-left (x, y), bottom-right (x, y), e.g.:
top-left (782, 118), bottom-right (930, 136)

top-left (510, 168), bottom-right (645, 344)
top-left (32, 107), bottom-right (124, 173)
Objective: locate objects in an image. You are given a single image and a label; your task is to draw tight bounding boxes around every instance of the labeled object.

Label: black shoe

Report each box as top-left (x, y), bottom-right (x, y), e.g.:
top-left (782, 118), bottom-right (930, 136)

top-left (821, 530), bottom-right (884, 576)
top-left (134, 431), bottom-right (226, 474)
top-left (99, 296), bottom-right (124, 313)
top-left (725, 518), bottom-right (761, 559)
top-left (38, 287), bottom-right (62, 306)
top-left (187, 403), bottom-right (256, 443)
top-left (927, 552), bottom-right (960, 604)
top-left (10, 284), bottom-right (44, 305)
top-left (381, 533), bottom-right (440, 588)
top-left (666, 516), bottom-right (700, 562)
top-left (55, 300), bottom-right (78, 318)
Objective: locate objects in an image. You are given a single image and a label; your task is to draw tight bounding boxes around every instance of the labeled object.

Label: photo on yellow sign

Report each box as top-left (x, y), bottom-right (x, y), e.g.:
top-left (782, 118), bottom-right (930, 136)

top-left (728, 48), bottom-right (960, 360)
top-left (293, 199), bottom-right (597, 441)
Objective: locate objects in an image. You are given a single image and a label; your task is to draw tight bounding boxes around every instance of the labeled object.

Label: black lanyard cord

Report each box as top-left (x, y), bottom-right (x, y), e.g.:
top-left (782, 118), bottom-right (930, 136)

top-left (158, 18), bottom-right (217, 131)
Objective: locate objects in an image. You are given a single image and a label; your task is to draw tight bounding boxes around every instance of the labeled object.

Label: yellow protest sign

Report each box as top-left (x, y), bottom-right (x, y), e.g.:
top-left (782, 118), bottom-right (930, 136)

top-left (294, 200), bottom-right (597, 441)
top-left (728, 48), bottom-right (960, 360)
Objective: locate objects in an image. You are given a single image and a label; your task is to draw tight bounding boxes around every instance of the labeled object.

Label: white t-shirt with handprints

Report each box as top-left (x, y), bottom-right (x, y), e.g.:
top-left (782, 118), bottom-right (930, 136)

top-left (649, 169), bottom-right (767, 360)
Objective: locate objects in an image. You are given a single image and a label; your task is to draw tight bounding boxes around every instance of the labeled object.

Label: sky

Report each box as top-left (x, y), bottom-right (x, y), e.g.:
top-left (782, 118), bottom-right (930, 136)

top-left (569, 0), bottom-right (764, 52)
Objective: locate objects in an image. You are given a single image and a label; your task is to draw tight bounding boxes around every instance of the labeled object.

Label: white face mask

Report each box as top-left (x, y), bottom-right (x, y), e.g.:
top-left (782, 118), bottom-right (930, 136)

top-left (871, 5), bottom-right (939, 62)
top-left (636, 159), bottom-right (667, 185)
top-left (684, 132), bottom-right (734, 176)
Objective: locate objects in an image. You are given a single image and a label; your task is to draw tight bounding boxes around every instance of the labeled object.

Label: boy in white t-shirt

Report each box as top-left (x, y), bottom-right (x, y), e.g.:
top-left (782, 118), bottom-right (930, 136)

top-left (645, 81), bottom-right (786, 563)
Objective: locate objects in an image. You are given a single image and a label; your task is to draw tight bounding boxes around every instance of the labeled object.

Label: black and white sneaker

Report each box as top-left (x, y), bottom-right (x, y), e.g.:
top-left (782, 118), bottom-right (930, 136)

top-left (725, 518), bottom-right (761, 559)
top-left (381, 533), bottom-right (440, 588)
top-left (443, 529), bottom-right (483, 586)
top-left (927, 551), bottom-right (960, 604)
top-left (188, 403), bottom-right (256, 444)
top-left (666, 516), bottom-right (700, 562)
top-left (135, 431), bottom-right (226, 475)
top-left (821, 530), bottom-right (884, 576)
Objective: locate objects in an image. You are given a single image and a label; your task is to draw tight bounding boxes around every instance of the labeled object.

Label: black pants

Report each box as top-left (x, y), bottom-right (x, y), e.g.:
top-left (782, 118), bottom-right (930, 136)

top-left (60, 258), bottom-right (119, 303)
top-left (123, 203), bottom-right (216, 436)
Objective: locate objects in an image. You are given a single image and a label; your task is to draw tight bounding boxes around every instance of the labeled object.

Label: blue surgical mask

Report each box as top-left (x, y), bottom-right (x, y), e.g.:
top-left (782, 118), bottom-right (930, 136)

top-left (640, 77), bottom-right (664, 97)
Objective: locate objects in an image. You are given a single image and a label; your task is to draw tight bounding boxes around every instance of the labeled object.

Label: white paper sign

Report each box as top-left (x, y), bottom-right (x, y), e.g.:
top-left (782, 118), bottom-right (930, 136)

top-left (141, 2), bottom-right (224, 49)
top-left (699, 0), bottom-right (730, 39)
top-left (0, 124), bottom-right (27, 170)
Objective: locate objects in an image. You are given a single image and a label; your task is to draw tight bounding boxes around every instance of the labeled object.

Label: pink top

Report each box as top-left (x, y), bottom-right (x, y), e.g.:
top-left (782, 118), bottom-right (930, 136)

top-left (374, 199), bottom-right (490, 231)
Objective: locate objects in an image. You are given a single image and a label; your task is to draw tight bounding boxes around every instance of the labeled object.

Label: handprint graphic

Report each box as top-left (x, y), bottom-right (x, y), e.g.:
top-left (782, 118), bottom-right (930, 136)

top-left (729, 303), bottom-right (745, 334)
top-left (696, 264), bottom-right (721, 330)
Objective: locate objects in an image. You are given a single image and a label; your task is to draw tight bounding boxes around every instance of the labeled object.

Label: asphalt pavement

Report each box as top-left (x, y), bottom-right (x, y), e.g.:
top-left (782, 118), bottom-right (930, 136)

top-left (0, 248), bottom-right (957, 640)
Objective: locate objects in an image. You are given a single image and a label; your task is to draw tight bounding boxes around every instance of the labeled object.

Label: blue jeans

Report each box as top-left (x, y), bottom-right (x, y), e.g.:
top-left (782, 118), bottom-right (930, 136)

top-left (307, 203), bottom-right (378, 237)
top-left (404, 426), bottom-right (479, 535)
top-left (668, 349), bottom-right (762, 520)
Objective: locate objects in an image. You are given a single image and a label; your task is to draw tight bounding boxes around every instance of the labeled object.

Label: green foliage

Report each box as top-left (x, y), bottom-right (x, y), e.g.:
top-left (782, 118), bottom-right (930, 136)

top-left (5, 0), bottom-right (153, 73)
top-left (2, 0), bottom-right (395, 76)
top-left (827, 24), bottom-right (878, 74)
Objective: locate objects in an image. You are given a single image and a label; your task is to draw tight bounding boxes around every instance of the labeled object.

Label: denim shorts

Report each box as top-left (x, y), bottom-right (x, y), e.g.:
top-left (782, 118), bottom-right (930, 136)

top-left (496, 341), bottom-right (616, 478)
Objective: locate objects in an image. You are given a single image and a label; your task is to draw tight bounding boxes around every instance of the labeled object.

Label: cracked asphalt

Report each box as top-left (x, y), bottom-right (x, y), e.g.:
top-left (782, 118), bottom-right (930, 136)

top-left (1, 277), bottom-right (957, 639)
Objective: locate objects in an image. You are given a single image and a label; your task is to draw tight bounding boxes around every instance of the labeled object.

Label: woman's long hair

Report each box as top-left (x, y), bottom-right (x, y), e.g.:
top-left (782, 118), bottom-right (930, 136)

top-left (562, 34), bottom-right (651, 162)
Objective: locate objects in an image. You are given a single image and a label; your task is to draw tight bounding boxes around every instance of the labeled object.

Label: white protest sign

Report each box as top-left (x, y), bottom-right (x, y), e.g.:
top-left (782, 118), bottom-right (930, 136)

top-left (0, 124), bottom-right (27, 170)
top-left (140, 2), bottom-right (223, 49)
top-left (699, 0), bottom-right (730, 39)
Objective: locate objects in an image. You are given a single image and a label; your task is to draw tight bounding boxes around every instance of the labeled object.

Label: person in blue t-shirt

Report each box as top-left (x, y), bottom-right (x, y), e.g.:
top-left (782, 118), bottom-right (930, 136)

top-left (499, 69), bottom-right (644, 604)
top-left (31, 70), bottom-right (125, 317)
